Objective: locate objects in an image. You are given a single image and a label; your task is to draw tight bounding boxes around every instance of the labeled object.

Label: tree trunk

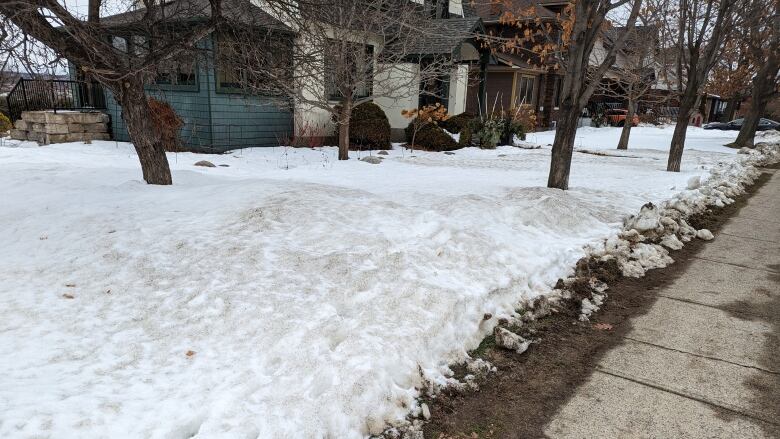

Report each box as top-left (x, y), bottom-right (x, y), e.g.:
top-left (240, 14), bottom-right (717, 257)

top-left (338, 98), bottom-right (352, 161)
top-left (731, 59), bottom-right (779, 148)
top-left (117, 77), bottom-right (173, 185)
top-left (667, 94), bottom-right (697, 172)
top-left (617, 98), bottom-right (635, 150)
top-left (547, 105), bottom-right (580, 190)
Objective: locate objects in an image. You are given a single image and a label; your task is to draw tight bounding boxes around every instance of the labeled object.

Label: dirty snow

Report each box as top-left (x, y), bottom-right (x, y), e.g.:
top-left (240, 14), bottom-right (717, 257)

top-left (0, 126), bottom-right (763, 438)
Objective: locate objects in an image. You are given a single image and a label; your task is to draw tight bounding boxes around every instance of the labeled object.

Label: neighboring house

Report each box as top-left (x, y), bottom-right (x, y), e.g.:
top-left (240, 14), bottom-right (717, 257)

top-left (466, 0), bottom-right (567, 128)
top-left (56, 0), bottom-right (486, 151)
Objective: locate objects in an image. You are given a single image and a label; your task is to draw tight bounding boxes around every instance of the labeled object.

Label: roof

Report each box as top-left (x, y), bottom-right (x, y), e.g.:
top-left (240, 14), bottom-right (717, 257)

top-left (394, 16), bottom-right (484, 56)
top-left (100, 0), bottom-right (290, 31)
top-left (470, 0), bottom-right (556, 23)
top-left (493, 52), bottom-right (545, 71)
top-left (603, 25), bottom-right (657, 52)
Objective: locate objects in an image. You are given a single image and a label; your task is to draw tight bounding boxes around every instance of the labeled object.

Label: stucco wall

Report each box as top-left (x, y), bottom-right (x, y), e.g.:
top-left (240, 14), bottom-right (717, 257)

top-left (374, 63), bottom-right (421, 131)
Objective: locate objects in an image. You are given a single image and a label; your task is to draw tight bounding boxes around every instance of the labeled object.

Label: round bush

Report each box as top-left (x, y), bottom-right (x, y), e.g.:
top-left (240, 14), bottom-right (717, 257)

top-left (440, 112), bottom-right (475, 134)
top-left (349, 102), bottom-right (391, 150)
top-left (405, 119), bottom-right (460, 152)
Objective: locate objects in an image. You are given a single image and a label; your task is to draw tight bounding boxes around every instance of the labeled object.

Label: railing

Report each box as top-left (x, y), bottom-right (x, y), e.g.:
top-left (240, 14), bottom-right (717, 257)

top-left (6, 79), bottom-right (107, 122)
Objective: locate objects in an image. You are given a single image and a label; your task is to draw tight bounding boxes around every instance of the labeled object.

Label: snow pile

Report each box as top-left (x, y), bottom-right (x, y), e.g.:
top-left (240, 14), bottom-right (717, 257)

top-left (555, 141), bottom-right (780, 320)
top-left (0, 130), bottom-right (774, 439)
top-left (512, 136), bottom-right (542, 149)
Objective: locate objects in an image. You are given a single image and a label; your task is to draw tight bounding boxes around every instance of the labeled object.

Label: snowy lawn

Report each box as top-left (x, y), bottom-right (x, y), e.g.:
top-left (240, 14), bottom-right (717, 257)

top-left (0, 126), bottom-right (746, 438)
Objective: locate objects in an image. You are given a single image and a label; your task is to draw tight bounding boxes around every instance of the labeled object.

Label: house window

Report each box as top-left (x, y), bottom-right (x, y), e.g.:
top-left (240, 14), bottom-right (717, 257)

top-left (215, 32), bottom-right (291, 94)
top-left (431, 0), bottom-right (450, 18)
top-left (156, 58), bottom-right (197, 89)
top-left (516, 75), bottom-right (534, 106)
top-left (111, 36), bottom-right (128, 53)
top-left (325, 41), bottom-right (374, 101)
top-left (552, 76), bottom-right (562, 108)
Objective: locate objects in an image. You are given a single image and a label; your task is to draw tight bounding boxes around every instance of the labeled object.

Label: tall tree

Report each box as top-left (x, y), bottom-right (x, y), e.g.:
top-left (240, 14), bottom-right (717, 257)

top-left (0, 0), bottom-right (226, 184)
top-left (655, 0), bottom-right (737, 171)
top-left (501, 0), bottom-right (644, 190)
top-left (730, 0), bottom-right (780, 148)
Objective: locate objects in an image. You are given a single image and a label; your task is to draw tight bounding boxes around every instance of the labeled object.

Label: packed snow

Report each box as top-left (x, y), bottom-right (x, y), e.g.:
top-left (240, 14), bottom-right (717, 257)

top-left (0, 126), bottom-right (772, 438)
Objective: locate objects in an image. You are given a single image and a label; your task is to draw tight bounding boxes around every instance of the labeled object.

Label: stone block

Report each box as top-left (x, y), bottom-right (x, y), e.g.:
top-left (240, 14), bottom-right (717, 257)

top-left (14, 120), bottom-right (28, 130)
top-left (21, 111), bottom-right (46, 123)
top-left (42, 123), bottom-right (70, 134)
top-left (83, 123), bottom-right (108, 133)
top-left (27, 131), bottom-right (45, 144)
top-left (68, 123), bottom-right (86, 133)
top-left (63, 112), bottom-right (108, 124)
top-left (42, 113), bottom-right (71, 124)
top-left (9, 129), bottom-right (27, 140)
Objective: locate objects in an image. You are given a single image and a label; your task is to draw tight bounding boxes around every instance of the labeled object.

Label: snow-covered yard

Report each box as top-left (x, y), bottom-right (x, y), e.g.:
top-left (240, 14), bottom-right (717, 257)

top-left (0, 126), bottom-right (765, 438)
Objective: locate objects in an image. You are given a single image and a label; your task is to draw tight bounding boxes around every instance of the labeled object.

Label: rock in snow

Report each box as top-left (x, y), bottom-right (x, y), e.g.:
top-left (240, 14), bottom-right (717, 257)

top-left (696, 229), bottom-right (715, 240)
top-left (194, 160), bottom-right (216, 167)
top-left (360, 156), bottom-right (383, 164)
top-left (494, 327), bottom-right (531, 354)
top-left (420, 403), bottom-right (430, 420)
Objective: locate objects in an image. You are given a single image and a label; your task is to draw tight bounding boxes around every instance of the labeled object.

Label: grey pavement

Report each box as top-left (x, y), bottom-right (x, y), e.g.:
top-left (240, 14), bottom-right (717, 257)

top-left (545, 168), bottom-right (780, 439)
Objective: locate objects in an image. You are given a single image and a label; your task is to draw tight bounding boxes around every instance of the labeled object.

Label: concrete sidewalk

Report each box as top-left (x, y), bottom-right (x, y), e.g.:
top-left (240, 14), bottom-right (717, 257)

top-left (544, 168), bottom-right (780, 438)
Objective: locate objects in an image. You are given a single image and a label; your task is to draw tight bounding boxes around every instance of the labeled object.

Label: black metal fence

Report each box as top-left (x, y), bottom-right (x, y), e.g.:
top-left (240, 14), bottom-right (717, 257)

top-left (6, 79), bottom-right (107, 122)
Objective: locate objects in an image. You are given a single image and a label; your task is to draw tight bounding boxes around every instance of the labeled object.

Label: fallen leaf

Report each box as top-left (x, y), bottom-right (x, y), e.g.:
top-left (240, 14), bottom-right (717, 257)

top-left (593, 323), bottom-right (613, 330)
top-left (185, 350), bottom-right (196, 357)
top-left (62, 294), bottom-right (75, 299)
top-left (105, 289), bottom-right (112, 294)
top-left (39, 236), bottom-right (48, 240)
top-left (65, 284), bottom-right (76, 288)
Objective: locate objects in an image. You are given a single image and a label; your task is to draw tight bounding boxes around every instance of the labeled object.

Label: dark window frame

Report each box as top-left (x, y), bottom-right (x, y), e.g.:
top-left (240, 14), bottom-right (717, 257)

top-left (324, 41), bottom-right (375, 101)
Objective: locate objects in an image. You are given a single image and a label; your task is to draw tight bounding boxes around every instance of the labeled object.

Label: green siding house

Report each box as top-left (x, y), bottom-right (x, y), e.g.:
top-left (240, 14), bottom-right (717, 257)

top-left (85, 36), bottom-right (293, 153)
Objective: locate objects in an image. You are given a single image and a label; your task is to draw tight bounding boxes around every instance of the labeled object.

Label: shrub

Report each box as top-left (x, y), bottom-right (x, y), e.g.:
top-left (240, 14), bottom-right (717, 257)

top-left (349, 102), bottom-right (391, 150)
top-left (477, 117), bottom-right (504, 149)
top-left (510, 106), bottom-right (536, 135)
top-left (440, 112), bottom-right (475, 134)
top-left (148, 98), bottom-right (184, 152)
top-left (0, 113), bottom-right (12, 133)
top-left (405, 119), bottom-right (459, 152)
top-left (458, 122), bottom-right (473, 147)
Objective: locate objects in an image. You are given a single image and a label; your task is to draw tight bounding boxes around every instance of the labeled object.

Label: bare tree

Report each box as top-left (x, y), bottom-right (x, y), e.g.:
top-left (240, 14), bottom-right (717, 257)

top-left (219, 0), bottom-right (466, 160)
top-left (0, 0), bottom-right (227, 184)
top-left (651, 0), bottom-right (737, 171)
top-left (730, 0), bottom-right (779, 148)
top-left (500, 0), bottom-right (643, 189)
top-left (592, 24), bottom-right (668, 150)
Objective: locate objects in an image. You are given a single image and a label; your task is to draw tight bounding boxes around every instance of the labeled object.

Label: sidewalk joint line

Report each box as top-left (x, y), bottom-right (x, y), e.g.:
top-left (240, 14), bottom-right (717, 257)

top-left (621, 336), bottom-right (780, 375)
top-left (691, 256), bottom-right (779, 274)
top-left (594, 368), bottom-right (780, 427)
top-left (718, 231), bottom-right (780, 244)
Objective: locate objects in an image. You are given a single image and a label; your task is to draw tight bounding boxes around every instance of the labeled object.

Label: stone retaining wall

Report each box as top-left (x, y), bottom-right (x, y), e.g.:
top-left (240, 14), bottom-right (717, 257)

top-left (10, 111), bottom-right (110, 144)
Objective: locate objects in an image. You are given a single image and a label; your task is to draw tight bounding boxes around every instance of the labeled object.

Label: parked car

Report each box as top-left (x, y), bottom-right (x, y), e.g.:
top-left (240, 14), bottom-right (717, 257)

top-left (703, 118), bottom-right (780, 131)
top-left (605, 109), bottom-right (640, 127)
